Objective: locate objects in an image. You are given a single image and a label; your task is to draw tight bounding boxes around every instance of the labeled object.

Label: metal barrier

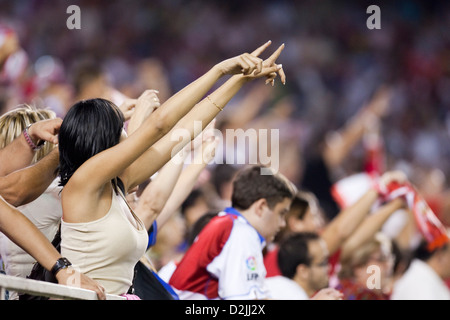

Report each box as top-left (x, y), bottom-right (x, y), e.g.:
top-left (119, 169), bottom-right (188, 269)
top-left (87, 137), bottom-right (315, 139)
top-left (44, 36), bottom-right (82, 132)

top-left (0, 274), bottom-right (125, 300)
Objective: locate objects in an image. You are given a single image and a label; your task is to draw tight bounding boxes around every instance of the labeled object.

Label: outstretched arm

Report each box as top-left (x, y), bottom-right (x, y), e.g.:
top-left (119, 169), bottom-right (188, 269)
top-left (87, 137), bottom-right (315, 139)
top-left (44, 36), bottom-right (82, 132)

top-left (69, 42), bottom-right (277, 196)
top-left (121, 42), bottom-right (285, 191)
top-left (134, 121), bottom-right (218, 231)
top-left (322, 87), bottom-right (391, 170)
top-left (133, 149), bottom-right (187, 231)
top-left (156, 134), bottom-right (219, 229)
top-left (339, 197), bottom-right (406, 262)
top-left (321, 170), bottom-right (407, 255)
top-left (321, 188), bottom-right (378, 255)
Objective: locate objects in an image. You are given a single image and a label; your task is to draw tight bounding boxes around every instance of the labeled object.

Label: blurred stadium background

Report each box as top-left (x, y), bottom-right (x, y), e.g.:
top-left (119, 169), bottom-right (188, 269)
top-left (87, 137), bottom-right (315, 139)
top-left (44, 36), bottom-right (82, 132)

top-left (0, 0), bottom-right (449, 222)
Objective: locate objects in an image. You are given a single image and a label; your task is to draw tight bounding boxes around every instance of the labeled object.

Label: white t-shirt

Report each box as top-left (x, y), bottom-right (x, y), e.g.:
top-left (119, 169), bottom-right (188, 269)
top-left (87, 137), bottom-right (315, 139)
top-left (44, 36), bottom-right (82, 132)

top-left (265, 275), bottom-right (309, 300)
top-left (391, 259), bottom-right (450, 300)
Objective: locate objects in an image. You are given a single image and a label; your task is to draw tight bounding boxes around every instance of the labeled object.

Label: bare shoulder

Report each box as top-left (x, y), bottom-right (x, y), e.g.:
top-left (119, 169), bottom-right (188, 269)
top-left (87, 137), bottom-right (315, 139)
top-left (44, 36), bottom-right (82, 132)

top-left (61, 181), bottom-right (112, 224)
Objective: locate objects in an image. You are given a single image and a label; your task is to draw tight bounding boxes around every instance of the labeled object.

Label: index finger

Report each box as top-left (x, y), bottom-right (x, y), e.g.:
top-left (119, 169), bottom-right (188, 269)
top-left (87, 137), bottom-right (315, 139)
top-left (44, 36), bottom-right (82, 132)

top-left (251, 40), bottom-right (272, 57)
top-left (265, 43), bottom-right (285, 65)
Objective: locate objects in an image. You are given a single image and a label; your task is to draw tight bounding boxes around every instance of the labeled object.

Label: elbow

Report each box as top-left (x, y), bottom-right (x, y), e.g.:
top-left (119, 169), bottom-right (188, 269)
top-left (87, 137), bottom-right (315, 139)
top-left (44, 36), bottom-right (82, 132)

top-left (137, 197), bottom-right (165, 222)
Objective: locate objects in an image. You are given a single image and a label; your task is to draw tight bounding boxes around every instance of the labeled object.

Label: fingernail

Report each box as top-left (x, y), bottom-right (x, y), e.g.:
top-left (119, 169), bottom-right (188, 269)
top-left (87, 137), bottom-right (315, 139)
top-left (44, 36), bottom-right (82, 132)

top-left (277, 64), bottom-right (283, 69)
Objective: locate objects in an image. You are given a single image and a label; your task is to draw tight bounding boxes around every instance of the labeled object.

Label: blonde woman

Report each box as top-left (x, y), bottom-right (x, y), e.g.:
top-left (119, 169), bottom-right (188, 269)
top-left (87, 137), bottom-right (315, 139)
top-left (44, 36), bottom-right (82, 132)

top-left (0, 105), bottom-right (56, 165)
top-left (0, 106), bottom-right (60, 299)
top-left (0, 106), bottom-right (61, 178)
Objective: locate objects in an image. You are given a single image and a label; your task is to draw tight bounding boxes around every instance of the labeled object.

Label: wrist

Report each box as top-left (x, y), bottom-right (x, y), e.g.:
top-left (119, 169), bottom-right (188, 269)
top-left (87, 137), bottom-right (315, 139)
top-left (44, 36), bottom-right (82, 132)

top-left (211, 64), bottom-right (227, 79)
top-left (51, 257), bottom-right (72, 277)
top-left (23, 124), bottom-right (45, 151)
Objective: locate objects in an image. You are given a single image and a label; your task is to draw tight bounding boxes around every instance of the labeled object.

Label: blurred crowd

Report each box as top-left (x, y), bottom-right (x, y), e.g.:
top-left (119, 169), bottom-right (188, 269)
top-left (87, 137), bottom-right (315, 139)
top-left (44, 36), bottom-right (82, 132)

top-left (1, 0), bottom-right (449, 176)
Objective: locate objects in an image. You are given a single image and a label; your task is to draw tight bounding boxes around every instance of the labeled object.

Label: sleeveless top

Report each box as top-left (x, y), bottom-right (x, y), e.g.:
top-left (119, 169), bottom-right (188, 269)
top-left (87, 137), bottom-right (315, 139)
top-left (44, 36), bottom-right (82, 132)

top-left (61, 184), bottom-right (148, 295)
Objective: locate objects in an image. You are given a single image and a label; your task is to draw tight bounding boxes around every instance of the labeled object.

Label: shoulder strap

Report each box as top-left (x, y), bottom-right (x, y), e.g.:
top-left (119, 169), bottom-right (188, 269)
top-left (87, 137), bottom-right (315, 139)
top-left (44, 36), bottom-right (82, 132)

top-left (113, 178), bottom-right (145, 230)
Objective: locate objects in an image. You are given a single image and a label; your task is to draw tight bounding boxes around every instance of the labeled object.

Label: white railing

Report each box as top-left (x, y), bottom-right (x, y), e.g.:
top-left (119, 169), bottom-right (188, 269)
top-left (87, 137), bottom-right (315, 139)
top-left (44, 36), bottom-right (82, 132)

top-left (0, 274), bottom-right (125, 300)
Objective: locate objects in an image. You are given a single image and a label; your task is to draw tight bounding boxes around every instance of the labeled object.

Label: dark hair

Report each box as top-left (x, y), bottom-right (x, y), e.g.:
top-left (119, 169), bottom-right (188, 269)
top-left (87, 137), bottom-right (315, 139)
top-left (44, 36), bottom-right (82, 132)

top-left (231, 165), bottom-right (295, 210)
top-left (288, 193), bottom-right (310, 220)
top-left (414, 239), bottom-right (449, 262)
top-left (278, 232), bottom-right (320, 279)
top-left (186, 212), bottom-right (217, 246)
top-left (71, 59), bottom-right (104, 94)
top-left (58, 98), bottom-right (124, 186)
top-left (181, 189), bottom-right (206, 216)
top-left (211, 164), bottom-right (238, 197)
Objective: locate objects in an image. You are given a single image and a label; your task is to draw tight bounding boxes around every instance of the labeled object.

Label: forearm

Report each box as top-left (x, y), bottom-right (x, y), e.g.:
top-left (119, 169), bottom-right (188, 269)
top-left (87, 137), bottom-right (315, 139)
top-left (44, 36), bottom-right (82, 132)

top-left (154, 65), bottom-right (223, 133)
top-left (125, 75), bottom-right (248, 189)
top-left (156, 160), bottom-right (208, 228)
top-left (394, 208), bottom-right (416, 251)
top-left (0, 197), bottom-right (60, 271)
top-left (0, 134), bottom-right (35, 177)
top-left (0, 148), bottom-right (59, 206)
top-left (86, 67), bottom-right (224, 192)
top-left (322, 109), bottom-right (371, 169)
top-left (135, 154), bottom-right (186, 230)
top-left (340, 198), bottom-right (405, 261)
top-left (321, 189), bottom-right (378, 254)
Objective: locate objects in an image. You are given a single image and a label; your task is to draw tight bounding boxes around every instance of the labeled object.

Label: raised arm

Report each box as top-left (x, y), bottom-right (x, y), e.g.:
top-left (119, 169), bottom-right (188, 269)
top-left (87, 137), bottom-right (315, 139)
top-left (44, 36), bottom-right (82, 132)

top-left (321, 170), bottom-right (407, 255)
top-left (133, 148), bottom-right (187, 231)
top-left (321, 188), bottom-right (379, 255)
top-left (120, 42), bottom-right (285, 191)
top-left (339, 197), bottom-right (406, 262)
top-left (69, 42), bottom-right (277, 196)
top-left (126, 89), bottom-right (161, 135)
top-left (0, 118), bottom-right (61, 177)
top-left (156, 133), bottom-right (219, 229)
top-left (322, 87), bottom-right (391, 170)
top-left (134, 121), bottom-right (218, 230)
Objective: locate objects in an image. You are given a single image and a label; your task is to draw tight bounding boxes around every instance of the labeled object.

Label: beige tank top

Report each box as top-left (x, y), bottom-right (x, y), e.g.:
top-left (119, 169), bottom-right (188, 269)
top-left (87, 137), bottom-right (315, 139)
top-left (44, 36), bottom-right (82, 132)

top-left (61, 185), bottom-right (148, 295)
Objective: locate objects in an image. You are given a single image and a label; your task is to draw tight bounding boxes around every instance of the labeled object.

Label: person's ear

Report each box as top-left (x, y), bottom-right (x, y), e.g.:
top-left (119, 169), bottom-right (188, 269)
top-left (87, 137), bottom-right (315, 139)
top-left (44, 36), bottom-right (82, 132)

top-left (296, 264), bottom-right (310, 281)
top-left (253, 198), bottom-right (268, 217)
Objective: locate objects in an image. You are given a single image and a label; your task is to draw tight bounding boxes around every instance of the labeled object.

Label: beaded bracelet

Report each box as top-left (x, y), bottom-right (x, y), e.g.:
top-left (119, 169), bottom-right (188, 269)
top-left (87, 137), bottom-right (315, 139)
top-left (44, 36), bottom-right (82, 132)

top-left (23, 124), bottom-right (45, 151)
top-left (206, 95), bottom-right (223, 112)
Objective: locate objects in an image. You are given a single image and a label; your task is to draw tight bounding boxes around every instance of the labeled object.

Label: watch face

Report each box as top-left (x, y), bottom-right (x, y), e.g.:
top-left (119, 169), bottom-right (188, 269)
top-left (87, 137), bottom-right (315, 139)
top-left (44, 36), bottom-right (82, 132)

top-left (51, 258), bottom-right (72, 275)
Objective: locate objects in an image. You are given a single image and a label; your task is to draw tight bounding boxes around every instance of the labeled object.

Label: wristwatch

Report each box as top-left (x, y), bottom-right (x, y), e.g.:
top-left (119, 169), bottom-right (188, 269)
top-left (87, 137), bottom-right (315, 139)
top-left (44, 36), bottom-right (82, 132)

top-left (51, 257), bottom-right (72, 276)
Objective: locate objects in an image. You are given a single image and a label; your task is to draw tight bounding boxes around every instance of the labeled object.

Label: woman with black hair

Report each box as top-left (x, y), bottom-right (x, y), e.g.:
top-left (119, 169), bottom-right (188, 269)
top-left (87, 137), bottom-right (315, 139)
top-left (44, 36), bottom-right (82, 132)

top-left (57, 41), bottom-right (286, 297)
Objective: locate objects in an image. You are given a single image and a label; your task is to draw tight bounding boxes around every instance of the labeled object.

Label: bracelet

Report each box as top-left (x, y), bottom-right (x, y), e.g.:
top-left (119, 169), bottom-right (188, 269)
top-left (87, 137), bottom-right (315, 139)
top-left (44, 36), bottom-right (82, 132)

top-left (23, 124), bottom-right (45, 151)
top-left (51, 257), bottom-right (72, 276)
top-left (206, 95), bottom-right (223, 112)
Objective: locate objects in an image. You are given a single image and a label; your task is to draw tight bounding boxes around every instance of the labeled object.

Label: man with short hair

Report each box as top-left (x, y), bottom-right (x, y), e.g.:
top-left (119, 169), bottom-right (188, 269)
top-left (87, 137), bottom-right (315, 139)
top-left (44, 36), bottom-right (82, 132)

top-left (265, 232), bottom-right (341, 300)
top-left (168, 165), bottom-right (296, 300)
